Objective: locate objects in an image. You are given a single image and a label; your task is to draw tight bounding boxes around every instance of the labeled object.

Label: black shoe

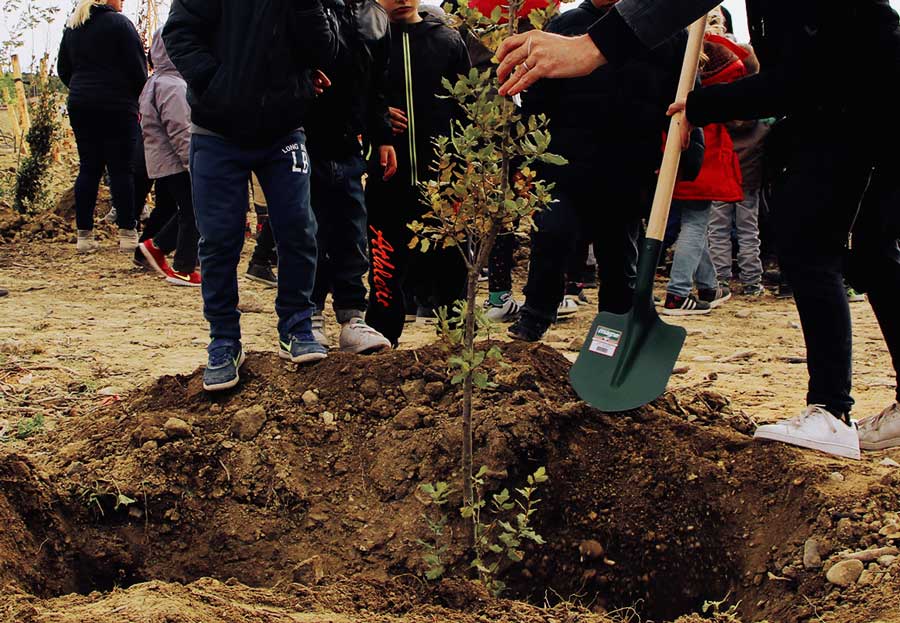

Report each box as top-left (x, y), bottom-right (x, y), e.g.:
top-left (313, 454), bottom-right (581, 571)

top-left (776, 283), bottom-right (793, 299)
top-left (508, 314), bottom-right (549, 343)
top-left (247, 263), bottom-right (277, 287)
top-left (0, 288), bottom-right (7, 298)
top-left (697, 284), bottom-right (731, 308)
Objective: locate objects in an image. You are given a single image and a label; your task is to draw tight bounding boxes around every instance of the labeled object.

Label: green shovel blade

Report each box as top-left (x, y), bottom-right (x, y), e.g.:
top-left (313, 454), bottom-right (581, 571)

top-left (569, 238), bottom-right (686, 412)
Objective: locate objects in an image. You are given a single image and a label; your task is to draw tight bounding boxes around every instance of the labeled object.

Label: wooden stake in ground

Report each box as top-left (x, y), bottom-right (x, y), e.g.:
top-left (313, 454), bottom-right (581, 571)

top-left (2, 87), bottom-right (23, 154)
top-left (11, 55), bottom-right (32, 134)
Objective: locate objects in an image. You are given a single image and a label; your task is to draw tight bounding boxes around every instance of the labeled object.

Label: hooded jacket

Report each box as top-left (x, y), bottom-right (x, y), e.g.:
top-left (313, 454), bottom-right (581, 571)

top-left (163, 0), bottom-right (342, 147)
top-left (306, 0), bottom-right (393, 160)
top-left (381, 12), bottom-right (471, 186)
top-left (140, 30), bottom-right (191, 180)
top-left (57, 5), bottom-right (147, 114)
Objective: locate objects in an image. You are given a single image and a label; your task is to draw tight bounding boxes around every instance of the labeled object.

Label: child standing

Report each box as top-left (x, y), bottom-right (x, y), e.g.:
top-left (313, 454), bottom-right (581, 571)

top-left (661, 33), bottom-right (748, 316)
top-left (137, 28), bottom-right (201, 286)
top-left (707, 45), bottom-right (769, 297)
top-left (365, 0), bottom-right (471, 346)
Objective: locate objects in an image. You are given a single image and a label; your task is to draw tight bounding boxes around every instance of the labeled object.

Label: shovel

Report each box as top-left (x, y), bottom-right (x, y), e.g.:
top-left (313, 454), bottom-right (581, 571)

top-left (569, 15), bottom-right (708, 412)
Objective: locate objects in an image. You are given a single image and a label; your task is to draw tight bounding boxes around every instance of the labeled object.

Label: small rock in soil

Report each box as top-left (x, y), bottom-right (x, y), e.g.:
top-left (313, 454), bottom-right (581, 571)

top-left (843, 547), bottom-right (899, 562)
top-left (231, 405), bottom-right (267, 440)
top-left (826, 559), bottom-right (864, 586)
top-left (578, 539), bottom-right (605, 560)
top-left (879, 458), bottom-right (900, 468)
top-left (393, 406), bottom-right (422, 430)
top-left (836, 517), bottom-right (855, 539)
top-left (301, 390), bottom-right (319, 406)
top-left (877, 555), bottom-right (897, 567)
top-left (829, 472), bottom-right (845, 482)
top-left (359, 378), bottom-right (380, 398)
top-left (735, 309), bottom-right (752, 319)
top-left (164, 417), bottom-right (192, 439)
top-left (803, 538), bottom-right (823, 569)
top-left (424, 382), bottom-right (445, 400)
top-left (320, 411), bottom-right (336, 426)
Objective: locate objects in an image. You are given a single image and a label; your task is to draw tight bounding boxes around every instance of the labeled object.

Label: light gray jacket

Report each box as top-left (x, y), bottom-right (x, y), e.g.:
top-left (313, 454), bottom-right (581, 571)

top-left (139, 29), bottom-right (191, 180)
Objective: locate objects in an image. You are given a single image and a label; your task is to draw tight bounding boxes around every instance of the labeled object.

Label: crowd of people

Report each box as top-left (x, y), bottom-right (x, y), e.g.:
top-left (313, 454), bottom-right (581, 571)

top-left (54, 0), bottom-right (899, 461)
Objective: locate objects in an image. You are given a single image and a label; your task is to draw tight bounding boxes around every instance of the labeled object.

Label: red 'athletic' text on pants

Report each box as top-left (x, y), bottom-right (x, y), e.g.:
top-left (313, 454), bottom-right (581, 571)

top-left (369, 225), bottom-right (396, 308)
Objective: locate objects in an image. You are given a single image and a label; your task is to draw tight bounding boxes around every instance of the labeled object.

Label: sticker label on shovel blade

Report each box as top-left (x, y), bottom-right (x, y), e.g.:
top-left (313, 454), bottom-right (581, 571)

top-left (590, 326), bottom-right (622, 357)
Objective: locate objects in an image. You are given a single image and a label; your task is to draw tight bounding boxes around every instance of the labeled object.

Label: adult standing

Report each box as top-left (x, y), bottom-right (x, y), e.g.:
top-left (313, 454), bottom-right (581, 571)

top-left (496, 0), bottom-right (900, 459)
top-left (58, 0), bottom-right (148, 254)
top-left (163, 0), bottom-right (342, 391)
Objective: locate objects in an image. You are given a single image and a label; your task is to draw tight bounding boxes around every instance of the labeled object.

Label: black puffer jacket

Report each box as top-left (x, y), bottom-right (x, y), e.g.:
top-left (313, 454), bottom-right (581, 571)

top-left (522, 1), bottom-right (686, 186)
top-left (688, 0), bottom-right (900, 125)
top-left (163, 0), bottom-right (342, 146)
top-left (382, 12), bottom-right (471, 186)
top-left (57, 5), bottom-right (147, 114)
top-left (306, 0), bottom-right (393, 160)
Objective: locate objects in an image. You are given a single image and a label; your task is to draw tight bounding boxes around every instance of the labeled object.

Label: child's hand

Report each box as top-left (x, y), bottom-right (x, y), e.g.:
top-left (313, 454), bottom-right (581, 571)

top-left (380, 145), bottom-right (397, 181)
top-left (313, 70), bottom-right (332, 96)
top-left (388, 107), bottom-right (408, 135)
top-left (667, 100), bottom-right (693, 151)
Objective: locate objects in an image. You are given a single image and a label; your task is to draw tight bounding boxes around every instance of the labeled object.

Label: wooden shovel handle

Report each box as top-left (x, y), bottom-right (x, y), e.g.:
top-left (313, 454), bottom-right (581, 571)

top-left (645, 15), bottom-right (708, 242)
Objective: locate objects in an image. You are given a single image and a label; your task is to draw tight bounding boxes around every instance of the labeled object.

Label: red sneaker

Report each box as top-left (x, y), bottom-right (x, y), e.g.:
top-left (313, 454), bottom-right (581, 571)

top-left (139, 240), bottom-right (171, 277)
top-left (165, 270), bottom-right (202, 287)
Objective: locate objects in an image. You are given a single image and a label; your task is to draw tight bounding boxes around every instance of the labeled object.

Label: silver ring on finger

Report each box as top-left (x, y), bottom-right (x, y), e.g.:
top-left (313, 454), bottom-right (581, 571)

top-left (522, 60), bottom-right (531, 71)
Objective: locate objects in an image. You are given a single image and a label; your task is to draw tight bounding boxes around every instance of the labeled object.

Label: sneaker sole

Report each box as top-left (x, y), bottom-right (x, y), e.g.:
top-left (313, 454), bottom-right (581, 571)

top-left (753, 429), bottom-right (860, 460)
top-left (203, 351), bottom-right (246, 392)
top-left (246, 274), bottom-right (277, 288)
top-left (140, 244), bottom-right (169, 278)
top-left (556, 309), bottom-right (578, 318)
top-left (165, 277), bottom-right (201, 287)
top-left (279, 350), bottom-right (328, 364)
top-left (704, 293), bottom-right (732, 309)
top-left (860, 437), bottom-right (900, 451)
top-left (508, 331), bottom-right (540, 343)
top-left (660, 308), bottom-right (711, 316)
top-left (340, 341), bottom-right (392, 355)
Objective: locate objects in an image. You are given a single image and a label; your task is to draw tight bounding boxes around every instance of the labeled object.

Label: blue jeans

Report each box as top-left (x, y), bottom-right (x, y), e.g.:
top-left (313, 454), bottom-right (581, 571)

top-left (190, 131), bottom-right (317, 341)
top-left (310, 152), bottom-right (369, 322)
top-left (666, 200), bottom-right (718, 297)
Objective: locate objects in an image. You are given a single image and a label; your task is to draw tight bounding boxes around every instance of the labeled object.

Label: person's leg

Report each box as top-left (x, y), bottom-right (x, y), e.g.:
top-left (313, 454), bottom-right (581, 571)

top-left (309, 158), bottom-right (334, 313)
top-left (133, 136), bottom-right (153, 224)
top-left (190, 134), bottom-right (251, 342)
top-left (707, 201), bottom-right (735, 283)
top-left (365, 177), bottom-right (413, 346)
top-left (666, 202), bottom-right (711, 298)
top-left (734, 192), bottom-right (764, 288)
top-left (103, 111), bottom-right (139, 233)
top-left (69, 108), bottom-right (106, 235)
top-left (488, 232), bottom-right (516, 296)
top-left (140, 181), bottom-right (176, 243)
top-left (253, 132), bottom-right (320, 349)
top-left (514, 184), bottom-right (579, 339)
top-left (589, 206), bottom-right (640, 315)
top-left (158, 172), bottom-right (199, 274)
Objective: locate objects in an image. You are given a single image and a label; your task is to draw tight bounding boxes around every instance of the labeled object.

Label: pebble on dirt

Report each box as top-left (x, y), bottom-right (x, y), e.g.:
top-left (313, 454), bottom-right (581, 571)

top-left (393, 406), bottom-right (423, 430)
top-left (826, 559), bottom-right (864, 586)
top-left (803, 538), bottom-right (823, 569)
top-left (230, 405), bottom-right (267, 441)
top-left (578, 539), bottom-right (605, 560)
top-left (163, 417), bottom-right (192, 439)
top-left (301, 390), bottom-right (319, 406)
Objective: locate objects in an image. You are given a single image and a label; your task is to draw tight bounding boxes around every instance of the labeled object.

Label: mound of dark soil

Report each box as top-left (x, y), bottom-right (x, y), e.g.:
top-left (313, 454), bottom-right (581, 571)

top-left (1, 342), bottom-right (899, 623)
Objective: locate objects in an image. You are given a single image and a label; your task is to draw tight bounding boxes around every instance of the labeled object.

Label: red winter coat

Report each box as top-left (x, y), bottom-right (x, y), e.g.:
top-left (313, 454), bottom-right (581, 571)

top-left (674, 35), bottom-right (748, 203)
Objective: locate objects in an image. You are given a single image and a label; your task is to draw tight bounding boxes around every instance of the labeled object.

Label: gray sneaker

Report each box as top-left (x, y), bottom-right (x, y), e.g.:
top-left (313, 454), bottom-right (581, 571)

top-left (858, 402), bottom-right (900, 451)
top-left (339, 318), bottom-right (391, 354)
top-left (118, 228), bottom-right (139, 253)
top-left (311, 313), bottom-right (328, 347)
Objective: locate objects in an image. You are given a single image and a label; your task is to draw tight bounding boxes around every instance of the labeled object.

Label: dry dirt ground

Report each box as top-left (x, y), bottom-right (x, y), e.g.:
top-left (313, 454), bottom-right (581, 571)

top-left (1, 175), bottom-right (899, 623)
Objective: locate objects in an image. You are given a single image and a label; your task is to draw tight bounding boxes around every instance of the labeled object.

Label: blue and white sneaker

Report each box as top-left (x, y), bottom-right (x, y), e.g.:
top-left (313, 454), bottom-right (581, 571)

top-left (279, 333), bottom-right (328, 364)
top-left (203, 340), bottom-right (245, 392)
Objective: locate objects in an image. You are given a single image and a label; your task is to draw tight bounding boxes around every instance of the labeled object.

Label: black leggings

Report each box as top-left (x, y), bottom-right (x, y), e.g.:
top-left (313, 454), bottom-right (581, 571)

top-left (69, 107), bottom-right (139, 231)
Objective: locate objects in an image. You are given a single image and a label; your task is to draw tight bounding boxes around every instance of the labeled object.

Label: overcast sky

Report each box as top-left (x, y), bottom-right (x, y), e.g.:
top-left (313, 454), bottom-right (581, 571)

top-left (4, 0), bottom-right (900, 71)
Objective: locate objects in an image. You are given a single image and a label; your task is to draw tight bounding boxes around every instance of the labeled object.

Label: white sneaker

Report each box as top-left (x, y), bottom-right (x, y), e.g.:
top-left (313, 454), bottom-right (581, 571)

top-left (311, 314), bottom-right (328, 348)
top-left (339, 318), bottom-right (391, 354)
top-left (118, 228), bottom-right (139, 252)
top-left (754, 405), bottom-right (860, 460)
top-left (483, 292), bottom-right (521, 323)
top-left (76, 230), bottom-right (99, 254)
top-left (858, 402), bottom-right (900, 451)
top-left (556, 295), bottom-right (579, 319)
